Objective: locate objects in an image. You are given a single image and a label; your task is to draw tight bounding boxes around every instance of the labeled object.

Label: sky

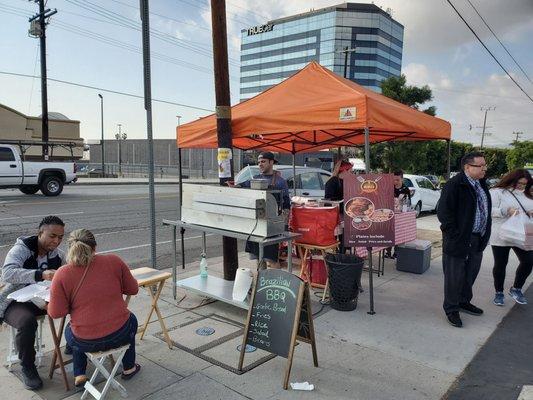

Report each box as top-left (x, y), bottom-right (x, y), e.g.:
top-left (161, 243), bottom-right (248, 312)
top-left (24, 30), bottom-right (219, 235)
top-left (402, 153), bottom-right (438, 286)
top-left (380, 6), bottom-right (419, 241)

top-left (0, 0), bottom-right (532, 148)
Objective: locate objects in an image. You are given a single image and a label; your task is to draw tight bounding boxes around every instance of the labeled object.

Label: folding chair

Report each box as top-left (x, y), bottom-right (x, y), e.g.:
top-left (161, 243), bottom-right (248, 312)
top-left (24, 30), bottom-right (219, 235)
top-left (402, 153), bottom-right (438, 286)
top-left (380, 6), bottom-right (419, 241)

top-left (81, 344), bottom-right (130, 400)
top-left (5, 315), bottom-right (45, 371)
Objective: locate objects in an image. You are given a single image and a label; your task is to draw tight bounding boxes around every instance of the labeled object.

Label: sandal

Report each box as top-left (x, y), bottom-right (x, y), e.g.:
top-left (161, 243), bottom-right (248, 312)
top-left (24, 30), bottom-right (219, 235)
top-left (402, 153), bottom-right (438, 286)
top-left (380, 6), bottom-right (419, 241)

top-left (121, 363), bottom-right (141, 380)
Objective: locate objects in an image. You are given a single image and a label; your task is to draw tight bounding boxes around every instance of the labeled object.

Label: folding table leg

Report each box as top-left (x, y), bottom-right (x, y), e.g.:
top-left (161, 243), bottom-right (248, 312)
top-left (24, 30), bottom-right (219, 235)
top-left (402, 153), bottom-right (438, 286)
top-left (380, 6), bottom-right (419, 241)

top-left (48, 316), bottom-right (70, 391)
top-left (145, 281), bottom-right (172, 349)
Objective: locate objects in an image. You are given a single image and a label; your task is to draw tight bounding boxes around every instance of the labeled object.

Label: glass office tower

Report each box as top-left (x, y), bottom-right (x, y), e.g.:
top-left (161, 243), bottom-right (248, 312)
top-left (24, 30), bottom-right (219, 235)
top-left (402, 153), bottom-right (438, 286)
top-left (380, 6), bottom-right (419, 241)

top-left (240, 3), bottom-right (404, 101)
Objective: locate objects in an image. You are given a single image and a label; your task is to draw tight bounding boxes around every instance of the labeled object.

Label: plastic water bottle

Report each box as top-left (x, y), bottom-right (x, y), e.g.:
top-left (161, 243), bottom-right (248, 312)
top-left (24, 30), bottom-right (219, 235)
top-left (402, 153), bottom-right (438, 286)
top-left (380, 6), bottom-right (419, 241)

top-left (199, 254), bottom-right (208, 278)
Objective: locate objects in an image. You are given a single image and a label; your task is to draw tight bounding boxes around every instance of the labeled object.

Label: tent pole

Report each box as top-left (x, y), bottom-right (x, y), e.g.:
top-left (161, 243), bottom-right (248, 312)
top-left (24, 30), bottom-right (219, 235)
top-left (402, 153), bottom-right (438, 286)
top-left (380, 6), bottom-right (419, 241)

top-left (292, 143), bottom-right (296, 198)
top-left (446, 139), bottom-right (452, 180)
top-left (364, 127), bottom-right (370, 173)
top-left (363, 126), bottom-right (375, 314)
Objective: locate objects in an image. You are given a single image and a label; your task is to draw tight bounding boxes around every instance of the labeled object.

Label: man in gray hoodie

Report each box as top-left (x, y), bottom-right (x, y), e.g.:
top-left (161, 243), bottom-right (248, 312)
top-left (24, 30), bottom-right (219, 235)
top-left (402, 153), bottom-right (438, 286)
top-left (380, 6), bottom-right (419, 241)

top-left (1, 216), bottom-right (65, 390)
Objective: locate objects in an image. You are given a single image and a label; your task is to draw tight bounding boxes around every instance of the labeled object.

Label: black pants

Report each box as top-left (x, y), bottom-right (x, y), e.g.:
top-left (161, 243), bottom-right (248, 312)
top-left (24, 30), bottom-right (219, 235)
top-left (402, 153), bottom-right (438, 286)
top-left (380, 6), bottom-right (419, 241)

top-left (443, 235), bottom-right (484, 314)
top-left (492, 245), bottom-right (533, 292)
top-left (4, 301), bottom-right (47, 369)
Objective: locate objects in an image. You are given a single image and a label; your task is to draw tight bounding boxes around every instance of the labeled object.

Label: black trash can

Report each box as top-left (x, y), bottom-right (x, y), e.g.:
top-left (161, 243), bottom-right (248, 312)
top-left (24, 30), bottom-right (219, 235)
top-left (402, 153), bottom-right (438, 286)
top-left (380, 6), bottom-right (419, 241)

top-left (325, 254), bottom-right (364, 311)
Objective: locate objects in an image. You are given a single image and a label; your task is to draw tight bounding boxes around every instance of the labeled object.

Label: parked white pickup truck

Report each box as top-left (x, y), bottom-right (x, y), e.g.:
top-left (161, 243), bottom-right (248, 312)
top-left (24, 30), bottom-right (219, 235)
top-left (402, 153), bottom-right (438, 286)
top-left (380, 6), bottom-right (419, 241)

top-left (0, 144), bottom-right (77, 196)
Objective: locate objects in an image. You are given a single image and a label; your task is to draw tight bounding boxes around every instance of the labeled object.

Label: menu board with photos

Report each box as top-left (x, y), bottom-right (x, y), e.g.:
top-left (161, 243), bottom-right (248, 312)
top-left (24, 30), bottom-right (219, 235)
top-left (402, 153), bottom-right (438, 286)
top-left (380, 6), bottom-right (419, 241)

top-left (343, 173), bottom-right (395, 247)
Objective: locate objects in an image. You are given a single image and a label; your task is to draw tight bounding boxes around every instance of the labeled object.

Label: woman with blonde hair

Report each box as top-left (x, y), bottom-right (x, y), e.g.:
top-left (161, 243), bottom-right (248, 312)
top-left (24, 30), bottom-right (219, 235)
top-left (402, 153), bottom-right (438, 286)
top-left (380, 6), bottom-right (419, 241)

top-left (48, 229), bottom-right (140, 387)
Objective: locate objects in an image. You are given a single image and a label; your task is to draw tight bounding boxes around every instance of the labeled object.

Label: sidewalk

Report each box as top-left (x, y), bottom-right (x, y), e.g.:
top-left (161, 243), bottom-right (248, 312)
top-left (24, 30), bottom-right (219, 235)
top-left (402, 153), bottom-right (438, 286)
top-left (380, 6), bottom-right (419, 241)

top-left (1, 247), bottom-right (531, 400)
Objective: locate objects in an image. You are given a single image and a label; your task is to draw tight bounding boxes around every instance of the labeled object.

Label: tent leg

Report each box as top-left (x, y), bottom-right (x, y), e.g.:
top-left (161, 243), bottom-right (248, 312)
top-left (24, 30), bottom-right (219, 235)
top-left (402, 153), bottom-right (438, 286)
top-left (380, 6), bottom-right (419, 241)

top-left (292, 146), bottom-right (296, 198)
top-left (364, 127), bottom-right (370, 173)
top-left (446, 139), bottom-right (452, 180)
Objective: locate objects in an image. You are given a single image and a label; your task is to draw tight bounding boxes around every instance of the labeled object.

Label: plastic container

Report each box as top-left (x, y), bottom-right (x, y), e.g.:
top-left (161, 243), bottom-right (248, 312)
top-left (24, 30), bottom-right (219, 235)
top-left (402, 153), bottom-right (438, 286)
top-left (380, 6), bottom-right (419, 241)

top-left (200, 254), bottom-right (208, 278)
top-left (324, 254), bottom-right (364, 311)
top-left (396, 240), bottom-right (432, 274)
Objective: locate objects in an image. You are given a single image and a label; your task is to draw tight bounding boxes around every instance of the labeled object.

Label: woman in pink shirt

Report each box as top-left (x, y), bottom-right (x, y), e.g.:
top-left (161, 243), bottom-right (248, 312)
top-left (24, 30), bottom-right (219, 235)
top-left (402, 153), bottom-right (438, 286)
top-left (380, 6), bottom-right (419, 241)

top-left (48, 229), bottom-right (140, 387)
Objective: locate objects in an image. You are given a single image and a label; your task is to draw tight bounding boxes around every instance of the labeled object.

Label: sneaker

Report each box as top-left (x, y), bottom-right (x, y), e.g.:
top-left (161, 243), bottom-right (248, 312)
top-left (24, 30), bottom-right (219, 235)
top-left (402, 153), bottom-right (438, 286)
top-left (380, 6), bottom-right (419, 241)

top-left (459, 303), bottom-right (484, 315)
top-left (493, 292), bottom-right (504, 306)
top-left (21, 366), bottom-right (43, 390)
top-left (446, 311), bottom-right (463, 328)
top-left (509, 287), bottom-right (527, 305)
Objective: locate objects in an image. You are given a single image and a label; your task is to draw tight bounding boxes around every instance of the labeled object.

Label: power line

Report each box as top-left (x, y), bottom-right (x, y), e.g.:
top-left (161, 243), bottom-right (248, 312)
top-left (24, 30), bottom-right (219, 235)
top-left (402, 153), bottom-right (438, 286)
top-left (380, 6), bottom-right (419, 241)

top-left (62, 0), bottom-right (240, 65)
top-left (465, 0), bottom-right (532, 84)
top-left (0, 70), bottom-right (214, 112)
top-left (446, 0), bottom-right (533, 104)
top-left (108, 0), bottom-right (212, 32)
top-left (0, 4), bottom-right (240, 81)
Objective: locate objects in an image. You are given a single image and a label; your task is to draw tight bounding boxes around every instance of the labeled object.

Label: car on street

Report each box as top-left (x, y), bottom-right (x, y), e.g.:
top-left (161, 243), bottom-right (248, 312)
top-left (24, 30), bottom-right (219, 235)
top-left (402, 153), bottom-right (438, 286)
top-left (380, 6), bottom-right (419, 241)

top-left (424, 175), bottom-right (440, 188)
top-left (235, 165), bottom-right (331, 199)
top-left (487, 178), bottom-right (500, 188)
top-left (0, 144), bottom-right (77, 196)
top-left (403, 174), bottom-right (441, 217)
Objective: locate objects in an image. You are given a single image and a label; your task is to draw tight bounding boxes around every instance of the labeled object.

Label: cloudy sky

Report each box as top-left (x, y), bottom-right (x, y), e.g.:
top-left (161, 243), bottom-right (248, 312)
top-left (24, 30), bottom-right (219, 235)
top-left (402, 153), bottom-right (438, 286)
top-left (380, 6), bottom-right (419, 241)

top-left (0, 0), bottom-right (532, 148)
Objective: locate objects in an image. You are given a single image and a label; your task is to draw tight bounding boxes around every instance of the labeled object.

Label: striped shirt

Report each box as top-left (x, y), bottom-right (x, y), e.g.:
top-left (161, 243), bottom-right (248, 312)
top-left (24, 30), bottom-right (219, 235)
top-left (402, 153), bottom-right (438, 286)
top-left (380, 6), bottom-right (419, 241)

top-left (465, 174), bottom-right (488, 234)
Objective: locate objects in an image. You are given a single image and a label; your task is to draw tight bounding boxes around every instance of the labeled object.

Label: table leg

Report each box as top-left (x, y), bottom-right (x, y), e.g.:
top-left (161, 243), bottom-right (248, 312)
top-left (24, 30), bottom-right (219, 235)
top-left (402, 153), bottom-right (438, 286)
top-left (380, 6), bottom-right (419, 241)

top-left (139, 282), bottom-right (172, 349)
top-left (287, 239), bottom-right (293, 273)
top-left (321, 250), bottom-right (329, 303)
top-left (172, 226), bottom-right (177, 299)
top-left (48, 316), bottom-right (71, 391)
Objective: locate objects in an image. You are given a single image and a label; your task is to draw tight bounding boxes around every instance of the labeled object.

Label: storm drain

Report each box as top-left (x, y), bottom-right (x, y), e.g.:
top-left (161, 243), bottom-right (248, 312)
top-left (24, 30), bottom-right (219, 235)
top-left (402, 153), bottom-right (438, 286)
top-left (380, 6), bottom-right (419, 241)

top-left (155, 313), bottom-right (275, 374)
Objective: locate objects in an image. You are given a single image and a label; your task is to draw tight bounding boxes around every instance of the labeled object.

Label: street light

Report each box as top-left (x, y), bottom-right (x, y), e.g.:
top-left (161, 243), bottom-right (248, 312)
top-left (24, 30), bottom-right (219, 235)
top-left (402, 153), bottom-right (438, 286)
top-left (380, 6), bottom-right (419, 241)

top-left (98, 94), bottom-right (105, 177)
top-left (115, 124), bottom-right (127, 176)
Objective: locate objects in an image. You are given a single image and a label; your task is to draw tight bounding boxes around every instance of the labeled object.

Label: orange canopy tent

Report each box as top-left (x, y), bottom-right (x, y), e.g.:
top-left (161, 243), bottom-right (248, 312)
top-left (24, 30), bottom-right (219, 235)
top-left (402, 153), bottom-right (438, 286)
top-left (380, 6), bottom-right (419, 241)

top-left (177, 61), bottom-right (451, 154)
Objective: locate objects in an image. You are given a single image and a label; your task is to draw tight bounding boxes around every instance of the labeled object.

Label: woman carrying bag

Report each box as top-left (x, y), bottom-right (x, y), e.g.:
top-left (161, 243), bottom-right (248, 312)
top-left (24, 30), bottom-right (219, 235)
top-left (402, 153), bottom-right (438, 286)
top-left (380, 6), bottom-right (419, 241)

top-left (490, 169), bottom-right (533, 306)
top-left (48, 229), bottom-right (140, 387)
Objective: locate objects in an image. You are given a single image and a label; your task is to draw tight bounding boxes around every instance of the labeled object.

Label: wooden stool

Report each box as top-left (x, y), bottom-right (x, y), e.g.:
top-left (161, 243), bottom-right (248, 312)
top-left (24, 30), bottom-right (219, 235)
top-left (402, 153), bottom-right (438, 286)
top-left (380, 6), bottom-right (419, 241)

top-left (5, 315), bottom-right (45, 371)
top-left (81, 345), bottom-right (130, 400)
top-left (296, 242), bottom-right (339, 302)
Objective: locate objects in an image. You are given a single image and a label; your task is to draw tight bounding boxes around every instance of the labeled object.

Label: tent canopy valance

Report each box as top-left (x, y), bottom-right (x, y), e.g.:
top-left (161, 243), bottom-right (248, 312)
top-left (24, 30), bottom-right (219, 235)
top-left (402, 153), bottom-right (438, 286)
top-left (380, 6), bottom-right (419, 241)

top-left (177, 62), bottom-right (451, 153)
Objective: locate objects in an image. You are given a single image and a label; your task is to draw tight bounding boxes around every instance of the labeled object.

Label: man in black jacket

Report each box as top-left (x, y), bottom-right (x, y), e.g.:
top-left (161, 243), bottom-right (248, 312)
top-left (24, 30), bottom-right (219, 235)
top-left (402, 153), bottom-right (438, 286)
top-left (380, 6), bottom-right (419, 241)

top-left (437, 152), bottom-right (491, 328)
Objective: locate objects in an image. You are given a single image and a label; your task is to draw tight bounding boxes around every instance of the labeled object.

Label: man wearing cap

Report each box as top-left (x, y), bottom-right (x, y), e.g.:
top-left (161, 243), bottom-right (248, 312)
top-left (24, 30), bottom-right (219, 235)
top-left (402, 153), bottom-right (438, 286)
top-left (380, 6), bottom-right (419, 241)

top-left (241, 152), bottom-right (290, 268)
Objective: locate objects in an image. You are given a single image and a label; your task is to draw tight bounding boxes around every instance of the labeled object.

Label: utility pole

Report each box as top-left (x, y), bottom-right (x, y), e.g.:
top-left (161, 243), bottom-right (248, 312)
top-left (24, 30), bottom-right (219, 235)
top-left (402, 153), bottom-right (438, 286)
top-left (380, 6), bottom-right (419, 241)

top-left (139, 0), bottom-right (157, 270)
top-left (210, 0), bottom-right (239, 281)
top-left (512, 131), bottom-right (523, 145)
top-left (338, 46), bottom-right (357, 79)
top-left (29, 1), bottom-right (57, 161)
top-left (479, 106), bottom-right (495, 149)
top-left (115, 124), bottom-right (126, 175)
top-left (98, 94), bottom-right (105, 176)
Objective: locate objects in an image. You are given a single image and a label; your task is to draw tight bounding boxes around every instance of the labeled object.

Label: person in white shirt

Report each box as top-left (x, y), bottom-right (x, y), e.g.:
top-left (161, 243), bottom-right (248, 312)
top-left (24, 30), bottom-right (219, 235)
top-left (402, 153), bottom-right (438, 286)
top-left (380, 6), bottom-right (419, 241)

top-left (490, 169), bottom-right (533, 306)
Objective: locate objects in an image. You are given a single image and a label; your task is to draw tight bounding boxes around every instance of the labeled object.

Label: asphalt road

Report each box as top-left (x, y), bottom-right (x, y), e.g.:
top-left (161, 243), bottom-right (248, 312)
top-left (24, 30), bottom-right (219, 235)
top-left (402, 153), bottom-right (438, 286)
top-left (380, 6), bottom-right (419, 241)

top-left (0, 184), bottom-right (237, 270)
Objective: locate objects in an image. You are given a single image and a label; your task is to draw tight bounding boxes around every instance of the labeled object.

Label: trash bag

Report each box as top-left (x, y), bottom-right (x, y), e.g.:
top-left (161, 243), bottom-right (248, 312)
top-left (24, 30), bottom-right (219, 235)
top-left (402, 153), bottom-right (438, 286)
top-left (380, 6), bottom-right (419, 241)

top-left (325, 254), bottom-right (364, 311)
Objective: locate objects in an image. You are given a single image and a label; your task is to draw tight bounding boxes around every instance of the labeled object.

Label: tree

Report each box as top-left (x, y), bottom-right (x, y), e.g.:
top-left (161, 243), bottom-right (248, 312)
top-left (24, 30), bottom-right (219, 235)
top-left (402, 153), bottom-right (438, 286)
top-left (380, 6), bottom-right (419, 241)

top-left (380, 74), bottom-right (436, 115)
top-left (506, 141), bottom-right (533, 171)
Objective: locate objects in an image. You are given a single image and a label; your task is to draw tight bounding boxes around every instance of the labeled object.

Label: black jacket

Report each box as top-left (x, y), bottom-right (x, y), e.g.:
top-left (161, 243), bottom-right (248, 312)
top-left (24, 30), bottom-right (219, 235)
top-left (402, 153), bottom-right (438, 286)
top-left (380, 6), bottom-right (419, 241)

top-left (325, 176), bottom-right (343, 201)
top-left (437, 172), bottom-right (492, 258)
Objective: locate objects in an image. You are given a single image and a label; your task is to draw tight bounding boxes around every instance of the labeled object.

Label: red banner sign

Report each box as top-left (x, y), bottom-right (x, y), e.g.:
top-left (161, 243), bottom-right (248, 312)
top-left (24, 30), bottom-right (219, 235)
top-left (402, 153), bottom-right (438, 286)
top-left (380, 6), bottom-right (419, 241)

top-left (343, 173), bottom-right (395, 247)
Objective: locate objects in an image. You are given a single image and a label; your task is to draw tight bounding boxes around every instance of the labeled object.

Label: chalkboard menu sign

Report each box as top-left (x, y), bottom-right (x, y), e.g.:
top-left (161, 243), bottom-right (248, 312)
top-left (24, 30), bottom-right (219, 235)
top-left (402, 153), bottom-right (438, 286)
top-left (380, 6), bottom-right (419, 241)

top-left (238, 269), bottom-right (318, 389)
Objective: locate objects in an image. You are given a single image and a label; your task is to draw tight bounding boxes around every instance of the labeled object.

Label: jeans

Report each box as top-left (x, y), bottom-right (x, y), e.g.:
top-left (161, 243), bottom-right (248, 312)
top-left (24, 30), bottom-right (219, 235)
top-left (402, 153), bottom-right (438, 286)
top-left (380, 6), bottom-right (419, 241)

top-left (443, 235), bottom-right (484, 314)
top-left (3, 302), bottom-right (47, 369)
top-left (65, 313), bottom-right (137, 377)
top-left (492, 246), bottom-right (533, 292)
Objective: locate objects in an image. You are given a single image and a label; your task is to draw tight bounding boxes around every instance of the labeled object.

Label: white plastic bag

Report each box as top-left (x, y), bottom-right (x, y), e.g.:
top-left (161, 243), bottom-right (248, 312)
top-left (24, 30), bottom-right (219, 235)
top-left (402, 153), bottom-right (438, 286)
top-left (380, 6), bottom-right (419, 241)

top-left (500, 213), bottom-right (528, 247)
